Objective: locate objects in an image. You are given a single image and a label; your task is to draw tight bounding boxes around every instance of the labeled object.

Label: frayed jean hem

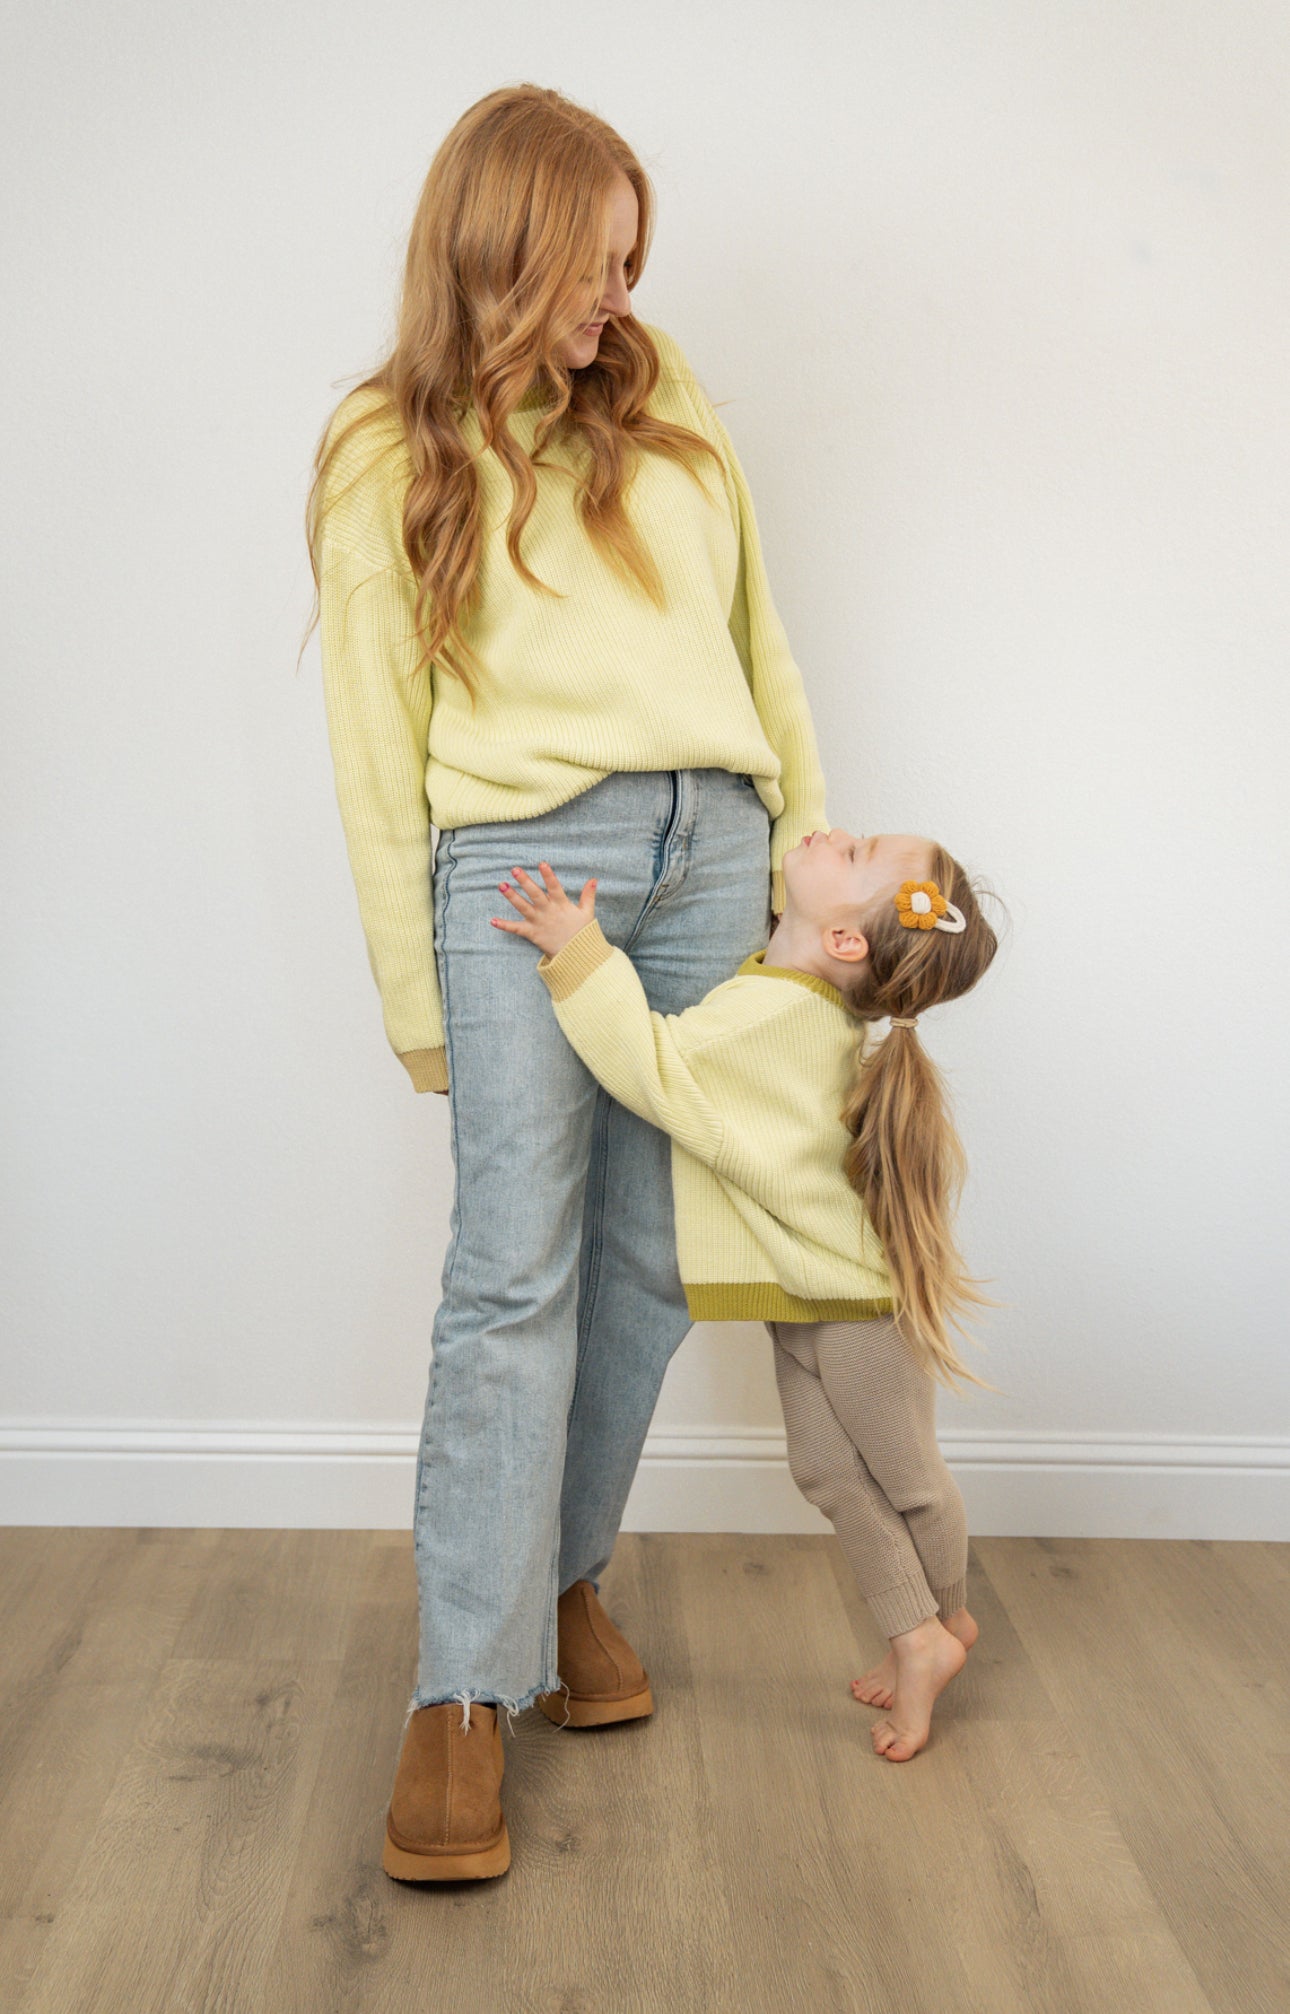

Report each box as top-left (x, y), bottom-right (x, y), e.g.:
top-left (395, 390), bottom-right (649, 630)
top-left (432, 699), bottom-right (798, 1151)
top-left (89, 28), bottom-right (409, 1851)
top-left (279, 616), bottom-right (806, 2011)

top-left (402, 1677), bottom-right (559, 1739)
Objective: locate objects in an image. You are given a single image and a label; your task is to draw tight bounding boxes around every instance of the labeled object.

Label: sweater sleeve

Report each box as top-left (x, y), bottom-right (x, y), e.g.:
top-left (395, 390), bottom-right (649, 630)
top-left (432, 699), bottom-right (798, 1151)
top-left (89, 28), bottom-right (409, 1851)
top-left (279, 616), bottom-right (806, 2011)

top-left (317, 399), bottom-right (447, 1094)
top-left (653, 331), bottom-right (831, 916)
top-left (534, 920), bottom-right (727, 1167)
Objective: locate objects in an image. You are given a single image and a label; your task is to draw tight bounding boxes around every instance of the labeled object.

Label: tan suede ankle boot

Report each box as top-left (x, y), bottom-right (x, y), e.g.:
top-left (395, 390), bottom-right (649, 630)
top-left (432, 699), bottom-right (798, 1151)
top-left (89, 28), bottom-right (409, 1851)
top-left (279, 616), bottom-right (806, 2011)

top-left (381, 1700), bottom-right (510, 1880)
top-left (536, 1579), bottom-right (654, 1728)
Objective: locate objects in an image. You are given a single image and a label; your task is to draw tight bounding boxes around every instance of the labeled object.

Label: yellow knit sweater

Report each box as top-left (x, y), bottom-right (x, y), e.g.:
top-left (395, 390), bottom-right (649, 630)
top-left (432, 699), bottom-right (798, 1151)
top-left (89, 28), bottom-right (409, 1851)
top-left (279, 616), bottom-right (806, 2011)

top-left (536, 918), bottom-right (892, 1322)
top-left (317, 321), bottom-right (829, 1091)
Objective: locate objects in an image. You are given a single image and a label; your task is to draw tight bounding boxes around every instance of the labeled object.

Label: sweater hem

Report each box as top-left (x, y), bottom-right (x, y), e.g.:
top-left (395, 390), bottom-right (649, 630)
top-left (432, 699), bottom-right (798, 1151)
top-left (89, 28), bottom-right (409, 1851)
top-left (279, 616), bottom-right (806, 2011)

top-left (685, 1284), bottom-right (894, 1322)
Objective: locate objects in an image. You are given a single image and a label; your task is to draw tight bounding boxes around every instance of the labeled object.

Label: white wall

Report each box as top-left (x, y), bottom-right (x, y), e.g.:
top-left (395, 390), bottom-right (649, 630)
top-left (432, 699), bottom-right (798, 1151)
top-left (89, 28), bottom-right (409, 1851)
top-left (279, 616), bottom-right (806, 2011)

top-left (3, 1), bottom-right (1286, 1536)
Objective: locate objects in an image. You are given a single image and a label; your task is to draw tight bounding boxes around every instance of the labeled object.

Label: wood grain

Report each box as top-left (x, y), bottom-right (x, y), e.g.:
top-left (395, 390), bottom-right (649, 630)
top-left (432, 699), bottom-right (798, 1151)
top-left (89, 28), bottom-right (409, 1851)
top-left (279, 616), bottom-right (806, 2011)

top-left (0, 1529), bottom-right (1283, 2013)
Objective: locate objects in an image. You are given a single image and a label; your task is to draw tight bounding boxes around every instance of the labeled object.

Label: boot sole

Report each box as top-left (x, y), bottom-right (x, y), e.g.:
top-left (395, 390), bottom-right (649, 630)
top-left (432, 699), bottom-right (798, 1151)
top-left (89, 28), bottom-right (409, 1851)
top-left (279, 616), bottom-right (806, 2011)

top-left (381, 1820), bottom-right (511, 1881)
top-left (535, 1681), bottom-right (654, 1728)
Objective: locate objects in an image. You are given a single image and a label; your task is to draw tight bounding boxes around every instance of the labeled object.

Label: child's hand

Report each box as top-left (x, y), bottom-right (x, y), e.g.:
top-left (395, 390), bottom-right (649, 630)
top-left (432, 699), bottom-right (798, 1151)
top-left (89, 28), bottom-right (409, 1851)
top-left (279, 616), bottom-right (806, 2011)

top-left (491, 861), bottom-right (598, 959)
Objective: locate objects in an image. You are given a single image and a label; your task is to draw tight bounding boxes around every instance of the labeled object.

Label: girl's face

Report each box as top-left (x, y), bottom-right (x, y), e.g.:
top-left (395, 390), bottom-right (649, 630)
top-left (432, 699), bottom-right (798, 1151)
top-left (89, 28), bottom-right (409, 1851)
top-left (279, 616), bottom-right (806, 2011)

top-left (783, 827), bottom-right (934, 933)
top-left (554, 171), bottom-right (638, 370)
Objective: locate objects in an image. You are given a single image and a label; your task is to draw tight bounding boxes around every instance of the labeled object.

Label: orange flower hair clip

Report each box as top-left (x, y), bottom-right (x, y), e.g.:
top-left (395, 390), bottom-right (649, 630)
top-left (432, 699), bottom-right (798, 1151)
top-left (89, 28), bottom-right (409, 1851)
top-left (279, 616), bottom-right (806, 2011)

top-left (894, 879), bottom-right (967, 933)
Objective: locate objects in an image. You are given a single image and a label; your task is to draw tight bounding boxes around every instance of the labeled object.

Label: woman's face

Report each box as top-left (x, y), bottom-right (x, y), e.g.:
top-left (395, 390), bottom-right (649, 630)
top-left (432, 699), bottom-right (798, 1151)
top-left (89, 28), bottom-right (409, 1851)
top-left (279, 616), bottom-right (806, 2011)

top-left (554, 171), bottom-right (638, 370)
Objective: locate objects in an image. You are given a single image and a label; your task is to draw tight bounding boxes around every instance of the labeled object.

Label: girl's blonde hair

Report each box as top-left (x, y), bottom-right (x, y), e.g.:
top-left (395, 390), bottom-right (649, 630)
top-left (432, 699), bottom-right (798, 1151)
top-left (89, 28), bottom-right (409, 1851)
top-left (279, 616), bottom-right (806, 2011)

top-left (300, 83), bottom-right (725, 698)
top-left (838, 845), bottom-right (1004, 1396)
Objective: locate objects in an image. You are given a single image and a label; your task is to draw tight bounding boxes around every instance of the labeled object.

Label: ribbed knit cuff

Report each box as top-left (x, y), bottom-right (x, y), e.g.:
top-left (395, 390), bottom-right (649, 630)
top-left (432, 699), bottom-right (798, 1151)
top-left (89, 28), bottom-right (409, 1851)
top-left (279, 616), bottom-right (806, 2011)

top-left (933, 1575), bottom-right (968, 1621)
top-left (865, 1575), bottom-right (941, 1640)
top-left (399, 1046), bottom-right (449, 1093)
top-left (536, 918), bottom-right (615, 1000)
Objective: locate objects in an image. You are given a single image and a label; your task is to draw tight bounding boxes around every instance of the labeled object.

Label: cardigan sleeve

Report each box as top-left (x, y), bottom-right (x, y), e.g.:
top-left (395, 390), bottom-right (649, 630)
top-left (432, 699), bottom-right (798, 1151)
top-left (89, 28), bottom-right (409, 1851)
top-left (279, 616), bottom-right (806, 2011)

top-left (535, 920), bottom-right (728, 1167)
top-left (650, 329), bottom-right (831, 915)
top-left (317, 398), bottom-right (448, 1094)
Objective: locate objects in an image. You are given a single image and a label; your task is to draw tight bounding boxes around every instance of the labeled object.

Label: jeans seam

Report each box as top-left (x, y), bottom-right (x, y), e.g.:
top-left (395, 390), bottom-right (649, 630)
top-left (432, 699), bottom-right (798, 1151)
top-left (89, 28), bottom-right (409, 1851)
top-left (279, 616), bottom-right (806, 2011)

top-left (572, 771), bottom-right (677, 1421)
top-left (415, 832), bottom-right (458, 1543)
top-left (567, 1083), bottom-right (611, 1445)
top-left (568, 771), bottom-right (680, 1432)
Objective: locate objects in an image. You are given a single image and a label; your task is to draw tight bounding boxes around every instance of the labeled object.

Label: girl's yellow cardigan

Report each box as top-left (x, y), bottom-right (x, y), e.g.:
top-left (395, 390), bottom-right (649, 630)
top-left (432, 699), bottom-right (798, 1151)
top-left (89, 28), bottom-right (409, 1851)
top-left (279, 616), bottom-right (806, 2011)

top-left (318, 323), bottom-right (829, 1091)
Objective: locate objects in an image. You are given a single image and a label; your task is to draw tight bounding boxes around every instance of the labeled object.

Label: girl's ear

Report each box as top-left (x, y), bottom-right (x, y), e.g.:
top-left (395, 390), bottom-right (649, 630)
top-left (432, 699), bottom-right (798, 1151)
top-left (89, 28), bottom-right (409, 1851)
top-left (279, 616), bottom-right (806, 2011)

top-left (825, 926), bottom-right (868, 964)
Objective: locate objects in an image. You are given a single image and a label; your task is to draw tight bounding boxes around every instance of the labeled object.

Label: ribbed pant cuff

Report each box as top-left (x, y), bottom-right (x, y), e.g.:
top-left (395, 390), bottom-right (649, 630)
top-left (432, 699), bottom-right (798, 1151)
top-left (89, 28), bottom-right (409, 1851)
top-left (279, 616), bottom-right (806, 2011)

top-left (933, 1575), bottom-right (968, 1619)
top-left (866, 1576), bottom-right (940, 1639)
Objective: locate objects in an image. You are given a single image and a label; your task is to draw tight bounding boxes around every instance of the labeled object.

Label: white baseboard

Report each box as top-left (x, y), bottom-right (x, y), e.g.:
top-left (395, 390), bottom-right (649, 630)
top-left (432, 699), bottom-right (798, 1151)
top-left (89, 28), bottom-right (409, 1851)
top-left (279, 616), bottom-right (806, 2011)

top-left (0, 1422), bottom-right (1285, 1539)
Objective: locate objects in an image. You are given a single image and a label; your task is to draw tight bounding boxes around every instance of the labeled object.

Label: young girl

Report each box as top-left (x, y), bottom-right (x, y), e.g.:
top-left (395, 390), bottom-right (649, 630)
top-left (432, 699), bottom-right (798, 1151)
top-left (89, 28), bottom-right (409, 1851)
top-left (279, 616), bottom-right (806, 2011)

top-left (491, 817), bottom-right (1002, 1762)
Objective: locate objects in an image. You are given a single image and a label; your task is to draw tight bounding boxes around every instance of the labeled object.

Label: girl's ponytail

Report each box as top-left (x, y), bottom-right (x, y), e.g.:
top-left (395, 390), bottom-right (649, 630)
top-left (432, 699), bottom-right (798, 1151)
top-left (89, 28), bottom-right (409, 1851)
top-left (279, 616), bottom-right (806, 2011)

top-left (838, 845), bottom-right (1004, 1396)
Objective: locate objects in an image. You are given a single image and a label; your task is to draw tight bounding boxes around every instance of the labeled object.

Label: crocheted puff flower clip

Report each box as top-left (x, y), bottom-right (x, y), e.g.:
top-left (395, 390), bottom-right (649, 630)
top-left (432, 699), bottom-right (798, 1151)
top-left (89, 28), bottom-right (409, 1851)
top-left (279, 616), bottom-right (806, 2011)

top-left (894, 880), bottom-right (967, 934)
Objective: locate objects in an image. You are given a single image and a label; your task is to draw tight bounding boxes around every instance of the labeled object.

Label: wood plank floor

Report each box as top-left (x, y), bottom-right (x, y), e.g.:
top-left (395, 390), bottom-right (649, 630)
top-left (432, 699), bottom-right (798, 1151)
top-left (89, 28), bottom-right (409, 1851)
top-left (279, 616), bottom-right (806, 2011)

top-left (0, 1529), bottom-right (1286, 2014)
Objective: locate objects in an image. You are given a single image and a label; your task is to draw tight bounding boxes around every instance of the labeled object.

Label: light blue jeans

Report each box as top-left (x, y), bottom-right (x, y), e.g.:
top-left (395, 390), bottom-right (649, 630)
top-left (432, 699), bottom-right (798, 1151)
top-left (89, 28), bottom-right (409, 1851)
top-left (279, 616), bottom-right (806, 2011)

top-left (410, 767), bottom-right (773, 1722)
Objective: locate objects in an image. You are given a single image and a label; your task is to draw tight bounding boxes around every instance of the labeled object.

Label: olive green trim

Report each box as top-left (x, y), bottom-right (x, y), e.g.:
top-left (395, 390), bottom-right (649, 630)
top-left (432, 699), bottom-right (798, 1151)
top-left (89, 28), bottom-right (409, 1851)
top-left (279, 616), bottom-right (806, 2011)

top-left (400, 1046), bottom-right (449, 1093)
top-left (536, 918), bottom-right (615, 1000)
top-left (735, 948), bottom-right (859, 1017)
top-left (685, 1283), bottom-right (894, 1323)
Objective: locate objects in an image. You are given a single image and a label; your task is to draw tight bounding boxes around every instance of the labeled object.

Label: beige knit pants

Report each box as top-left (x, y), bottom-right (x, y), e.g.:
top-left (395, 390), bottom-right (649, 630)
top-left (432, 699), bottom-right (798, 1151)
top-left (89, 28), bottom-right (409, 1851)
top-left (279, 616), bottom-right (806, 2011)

top-left (766, 1316), bottom-right (969, 1640)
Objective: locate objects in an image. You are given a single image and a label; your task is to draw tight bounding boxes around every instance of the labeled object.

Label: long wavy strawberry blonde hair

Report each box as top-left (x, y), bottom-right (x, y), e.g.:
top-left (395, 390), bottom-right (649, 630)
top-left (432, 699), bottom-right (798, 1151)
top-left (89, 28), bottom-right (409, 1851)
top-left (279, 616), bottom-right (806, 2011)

top-left (300, 83), bottom-right (725, 698)
top-left (838, 848), bottom-right (1005, 1397)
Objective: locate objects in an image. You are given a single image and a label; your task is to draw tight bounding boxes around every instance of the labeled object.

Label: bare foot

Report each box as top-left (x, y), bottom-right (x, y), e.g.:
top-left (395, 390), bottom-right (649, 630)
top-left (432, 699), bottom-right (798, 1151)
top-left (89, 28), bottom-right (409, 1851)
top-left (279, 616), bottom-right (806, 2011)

top-left (851, 1605), bottom-right (978, 1707)
top-left (851, 1606), bottom-right (978, 1712)
top-left (864, 1616), bottom-right (967, 1761)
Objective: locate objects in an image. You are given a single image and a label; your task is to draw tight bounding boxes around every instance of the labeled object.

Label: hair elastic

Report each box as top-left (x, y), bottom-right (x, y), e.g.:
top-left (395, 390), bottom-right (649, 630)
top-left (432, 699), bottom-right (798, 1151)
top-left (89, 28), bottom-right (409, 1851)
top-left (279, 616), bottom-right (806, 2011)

top-left (894, 879), bottom-right (966, 933)
top-left (889, 1016), bottom-right (919, 1029)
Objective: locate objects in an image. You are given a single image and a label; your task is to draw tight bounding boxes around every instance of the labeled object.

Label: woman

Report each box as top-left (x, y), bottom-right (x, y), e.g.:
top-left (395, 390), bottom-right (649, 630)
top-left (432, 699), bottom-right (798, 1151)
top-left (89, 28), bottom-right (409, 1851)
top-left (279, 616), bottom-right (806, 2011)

top-left (304, 83), bottom-right (829, 1881)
